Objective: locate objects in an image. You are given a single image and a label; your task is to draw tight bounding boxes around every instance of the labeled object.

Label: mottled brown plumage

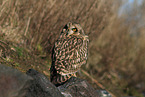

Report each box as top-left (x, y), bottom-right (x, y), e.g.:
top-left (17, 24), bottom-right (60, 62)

top-left (50, 22), bottom-right (89, 86)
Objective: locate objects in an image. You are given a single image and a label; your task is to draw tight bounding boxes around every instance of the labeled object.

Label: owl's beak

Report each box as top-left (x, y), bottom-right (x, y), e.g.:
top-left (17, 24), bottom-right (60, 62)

top-left (67, 31), bottom-right (74, 36)
top-left (67, 28), bottom-right (76, 36)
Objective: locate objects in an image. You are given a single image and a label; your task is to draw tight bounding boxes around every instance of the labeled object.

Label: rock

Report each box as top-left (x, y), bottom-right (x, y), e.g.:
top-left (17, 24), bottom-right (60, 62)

top-left (0, 64), bottom-right (32, 97)
top-left (26, 69), bottom-right (64, 97)
top-left (0, 64), bottom-right (101, 97)
top-left (58, 77), bottom-right (100, 97)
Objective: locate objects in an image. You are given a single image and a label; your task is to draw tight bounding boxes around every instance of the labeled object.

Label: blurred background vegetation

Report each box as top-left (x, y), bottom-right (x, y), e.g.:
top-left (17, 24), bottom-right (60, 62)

top-left (0, 0), bottom-right (145, 96)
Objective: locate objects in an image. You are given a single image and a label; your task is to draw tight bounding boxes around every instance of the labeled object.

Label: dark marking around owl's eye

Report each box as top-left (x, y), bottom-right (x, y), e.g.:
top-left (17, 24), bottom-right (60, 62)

top-left (72, 28), bottom-right (78, 32)
top-left (63, 24), bottom-right (68, 30)
top-left (62, 24), bottom-right (68, 33)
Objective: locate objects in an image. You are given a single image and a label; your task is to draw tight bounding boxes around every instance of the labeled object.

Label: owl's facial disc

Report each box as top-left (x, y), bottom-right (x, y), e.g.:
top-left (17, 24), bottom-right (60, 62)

top-left (67, 26), bottom-right (80, 36)
top-left (63, 22), bottom-right (87, 38)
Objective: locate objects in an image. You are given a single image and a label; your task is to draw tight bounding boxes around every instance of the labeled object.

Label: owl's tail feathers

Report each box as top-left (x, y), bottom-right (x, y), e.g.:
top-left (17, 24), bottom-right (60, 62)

top-left (50, 73), bottom-right (76, 86)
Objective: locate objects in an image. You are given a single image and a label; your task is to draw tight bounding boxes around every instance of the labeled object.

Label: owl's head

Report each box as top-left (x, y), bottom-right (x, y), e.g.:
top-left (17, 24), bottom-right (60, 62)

top-left (62, 22), bottom-right (88, 40)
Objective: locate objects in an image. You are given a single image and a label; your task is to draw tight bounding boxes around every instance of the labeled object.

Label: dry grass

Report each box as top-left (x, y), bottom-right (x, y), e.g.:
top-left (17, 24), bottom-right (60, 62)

top-left (0, 0), bottom-right (145, 96)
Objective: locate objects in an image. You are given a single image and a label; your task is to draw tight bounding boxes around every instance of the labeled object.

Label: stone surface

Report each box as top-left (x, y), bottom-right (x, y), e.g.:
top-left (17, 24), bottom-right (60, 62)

top-left (0, 64), bottom-right (32, 97)
top-left (0, 64), bottom-right (101, 97)
top-left (58, 77), bottom-right (100, 97)
top-left (26, 69), bottom-right (64, 97)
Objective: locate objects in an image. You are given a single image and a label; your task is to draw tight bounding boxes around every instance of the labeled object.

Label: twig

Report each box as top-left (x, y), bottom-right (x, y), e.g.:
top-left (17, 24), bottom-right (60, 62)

top-left (24, 17), bottom-right (31, 36)
top-left (81, 69), bottom-right (116, 97)
top-left (0, 40), bottom-right (9, 47)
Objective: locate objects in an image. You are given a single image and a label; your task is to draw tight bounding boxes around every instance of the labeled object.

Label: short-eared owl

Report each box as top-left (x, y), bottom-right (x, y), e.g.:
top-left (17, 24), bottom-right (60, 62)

top-left (50, 22), bottom-right (89, 86)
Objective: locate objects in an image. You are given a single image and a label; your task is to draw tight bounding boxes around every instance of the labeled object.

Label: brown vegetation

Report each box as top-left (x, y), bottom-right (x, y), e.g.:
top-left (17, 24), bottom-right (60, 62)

top-left (0, 0), bottom-right (145, 96)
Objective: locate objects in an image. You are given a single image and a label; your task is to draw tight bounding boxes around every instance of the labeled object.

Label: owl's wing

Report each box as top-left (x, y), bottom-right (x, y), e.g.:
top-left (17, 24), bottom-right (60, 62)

top-left (53, 36), bottom-right (88, 75)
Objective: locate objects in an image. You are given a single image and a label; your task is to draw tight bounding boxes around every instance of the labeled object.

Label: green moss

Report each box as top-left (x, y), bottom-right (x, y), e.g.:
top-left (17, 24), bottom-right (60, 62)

top-left (14, 62), bottom-right (20, 67)
top-left (13, 47), bottom-right (24, 57)
top-left (37, 44), bottom-right (43, 52)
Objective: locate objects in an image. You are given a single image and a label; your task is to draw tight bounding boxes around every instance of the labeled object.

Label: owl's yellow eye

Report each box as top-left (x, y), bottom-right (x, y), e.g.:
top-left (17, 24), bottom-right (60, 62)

top-left (72, 28), bottom-right (77, 32)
